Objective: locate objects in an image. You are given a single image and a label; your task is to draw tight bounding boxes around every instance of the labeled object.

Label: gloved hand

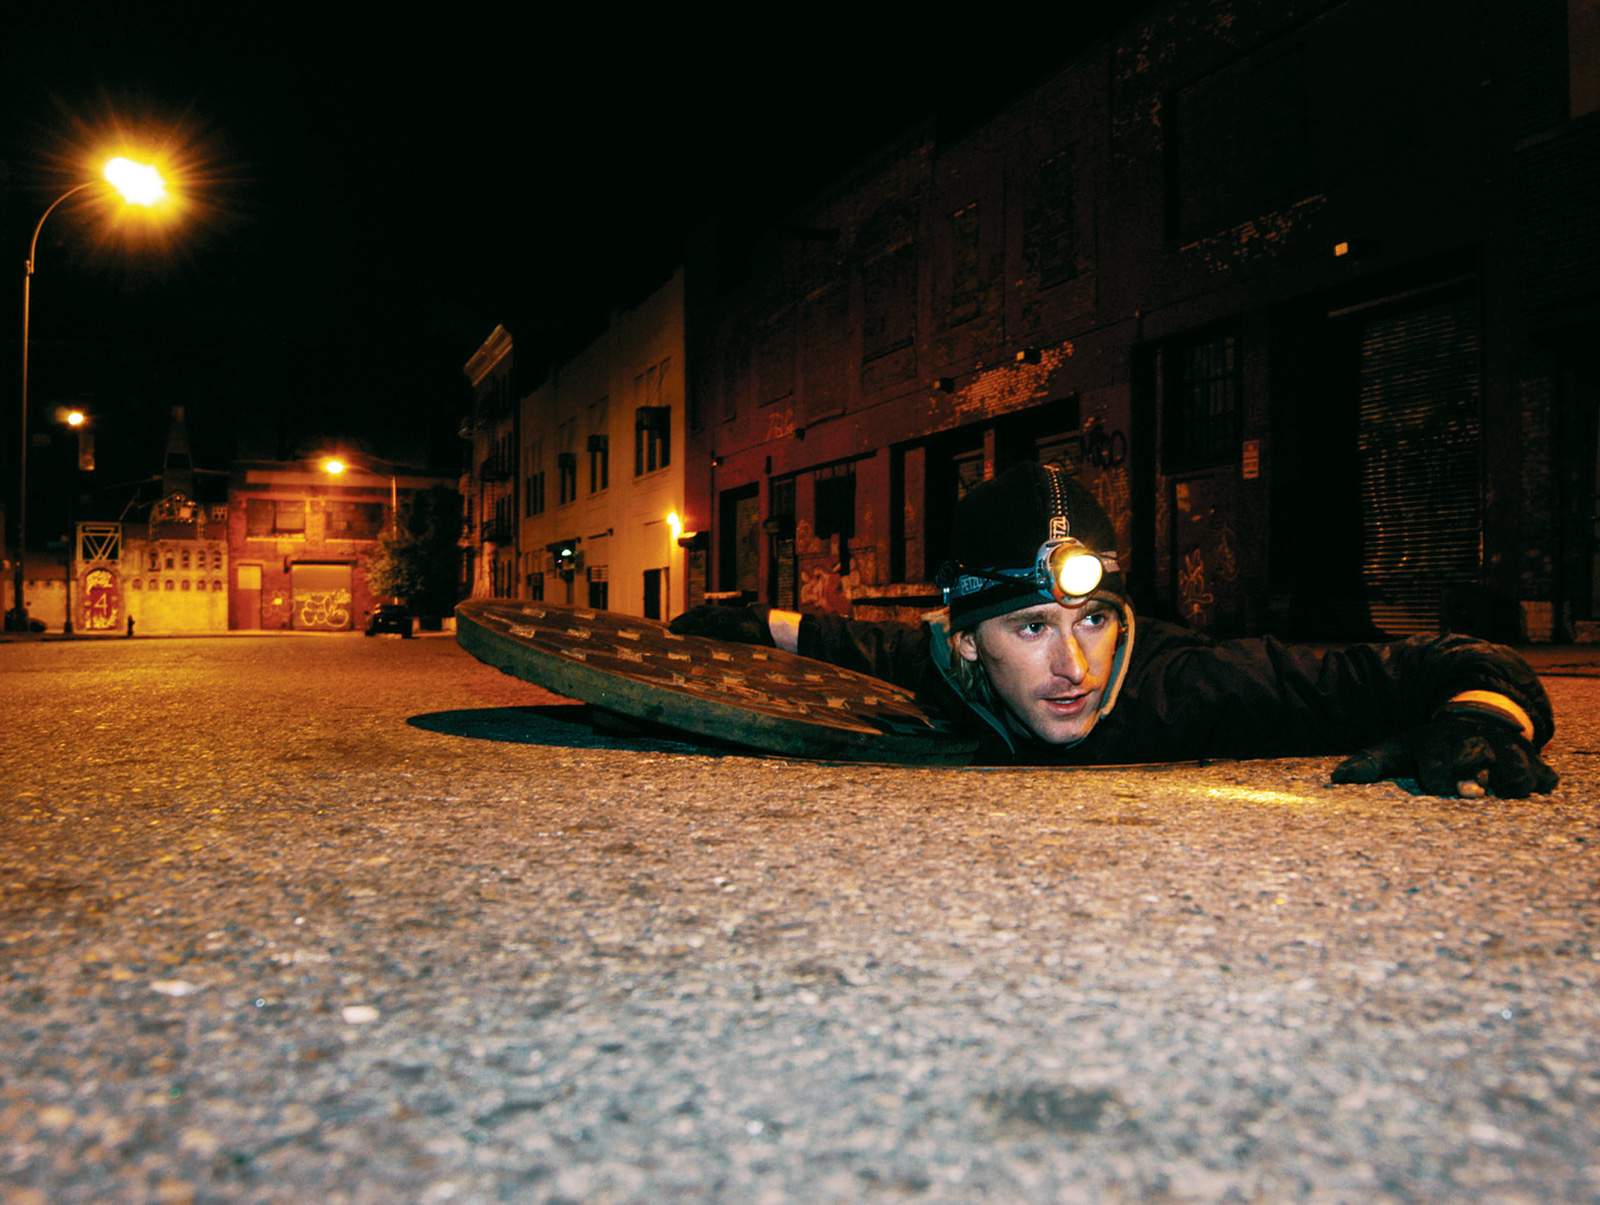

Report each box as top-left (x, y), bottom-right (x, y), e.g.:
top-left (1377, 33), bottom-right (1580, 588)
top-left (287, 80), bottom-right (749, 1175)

top-left (1330, 715), bottom-right (1558, 798)
top-left (667, 604), bottom-right (774, 647)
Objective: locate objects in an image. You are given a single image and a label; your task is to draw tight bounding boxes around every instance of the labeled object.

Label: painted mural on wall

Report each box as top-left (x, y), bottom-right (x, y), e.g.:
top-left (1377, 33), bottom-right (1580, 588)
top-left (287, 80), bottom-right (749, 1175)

top-left (79, 566), bottom-right (122, 632)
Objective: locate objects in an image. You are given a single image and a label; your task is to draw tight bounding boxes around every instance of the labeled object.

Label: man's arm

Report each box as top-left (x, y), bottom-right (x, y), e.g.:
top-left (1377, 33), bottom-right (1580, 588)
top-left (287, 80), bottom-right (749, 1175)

top-left (669, 604), bottom-right (932, 688)
top-left (1111, 627), bottom-right (1557, 796)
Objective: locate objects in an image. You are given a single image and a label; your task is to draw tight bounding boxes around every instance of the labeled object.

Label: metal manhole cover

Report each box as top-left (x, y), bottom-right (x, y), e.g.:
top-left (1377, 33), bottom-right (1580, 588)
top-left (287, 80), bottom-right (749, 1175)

top-left (456, 599), bottom-right (977, 764)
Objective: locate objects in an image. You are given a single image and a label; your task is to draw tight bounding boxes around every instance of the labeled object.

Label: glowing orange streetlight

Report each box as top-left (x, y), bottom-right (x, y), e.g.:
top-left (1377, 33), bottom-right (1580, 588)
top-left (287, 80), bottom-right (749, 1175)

top-left (9, 157), bottom-right (170, 632)
top-left (322, 457), bottom-right (399, 538)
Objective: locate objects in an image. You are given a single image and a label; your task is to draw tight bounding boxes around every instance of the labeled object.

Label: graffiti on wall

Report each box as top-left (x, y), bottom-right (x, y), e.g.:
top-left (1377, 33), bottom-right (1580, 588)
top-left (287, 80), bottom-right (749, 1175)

top-left (295, 589), bottom-right (351, 630)
top-left (80, 567), bottom-right (122, 631)
top-left (1178, 548), bottom-right (1215, 630)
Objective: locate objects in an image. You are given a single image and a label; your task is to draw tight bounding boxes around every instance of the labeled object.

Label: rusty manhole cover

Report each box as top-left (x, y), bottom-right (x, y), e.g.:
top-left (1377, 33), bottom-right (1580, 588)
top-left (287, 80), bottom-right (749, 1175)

top-left (456, 599), bottom-right (976, 764)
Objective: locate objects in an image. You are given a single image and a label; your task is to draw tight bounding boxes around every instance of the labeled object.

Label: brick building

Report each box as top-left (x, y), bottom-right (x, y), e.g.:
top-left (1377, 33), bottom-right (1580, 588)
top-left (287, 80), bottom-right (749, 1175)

top-left (683, 0), bottom-right (1600, 642)
top-left (226, 459), bottom-right (454, 631)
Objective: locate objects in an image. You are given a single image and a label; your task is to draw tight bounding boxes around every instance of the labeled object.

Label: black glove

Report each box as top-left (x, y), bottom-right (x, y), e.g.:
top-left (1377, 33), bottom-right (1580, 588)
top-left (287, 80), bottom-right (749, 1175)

top-left (667, 604), bottom-right (774, 647)
top-left (1330, 715), bottom-right (1558, 798)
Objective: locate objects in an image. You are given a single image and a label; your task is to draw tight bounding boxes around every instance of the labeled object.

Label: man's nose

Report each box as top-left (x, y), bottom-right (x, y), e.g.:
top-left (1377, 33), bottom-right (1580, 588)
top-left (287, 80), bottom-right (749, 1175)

top-left (1051, 632), bottom-right (1089, 683)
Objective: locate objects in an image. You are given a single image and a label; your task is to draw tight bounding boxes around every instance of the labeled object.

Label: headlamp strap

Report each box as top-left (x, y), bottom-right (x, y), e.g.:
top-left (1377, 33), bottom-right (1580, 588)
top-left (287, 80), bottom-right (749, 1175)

top-left (1045, 464), bottom-right (1070, 543)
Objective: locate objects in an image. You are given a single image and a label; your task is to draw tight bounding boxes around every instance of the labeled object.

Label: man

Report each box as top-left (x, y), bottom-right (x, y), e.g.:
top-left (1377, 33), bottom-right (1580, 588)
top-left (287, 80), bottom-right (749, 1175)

top-left (672, 462), bottom-right (1558, 797)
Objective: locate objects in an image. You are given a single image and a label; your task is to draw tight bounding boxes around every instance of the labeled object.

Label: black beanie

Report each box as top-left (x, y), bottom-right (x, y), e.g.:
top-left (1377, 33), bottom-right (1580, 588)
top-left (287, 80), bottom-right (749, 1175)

top-left (942, 462), bottom-right (1125, 630)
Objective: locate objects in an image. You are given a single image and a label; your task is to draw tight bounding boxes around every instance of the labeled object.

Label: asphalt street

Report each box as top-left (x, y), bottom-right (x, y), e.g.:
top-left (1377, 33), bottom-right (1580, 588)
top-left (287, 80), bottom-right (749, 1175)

top-left (2, 634), bottom-right (1598, 1204)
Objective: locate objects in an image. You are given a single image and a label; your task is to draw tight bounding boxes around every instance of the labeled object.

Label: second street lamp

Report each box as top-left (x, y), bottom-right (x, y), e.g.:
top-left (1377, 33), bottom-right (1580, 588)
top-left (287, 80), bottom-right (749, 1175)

top-left (9, 157), bottom-right (170, 632)
top-left (324, 457), bottom-right (401, 605)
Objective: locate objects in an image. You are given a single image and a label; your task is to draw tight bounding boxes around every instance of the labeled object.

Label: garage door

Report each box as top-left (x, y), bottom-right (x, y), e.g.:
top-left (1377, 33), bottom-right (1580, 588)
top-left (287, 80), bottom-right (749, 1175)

top-left (290, 563), bottom-right (353, 631)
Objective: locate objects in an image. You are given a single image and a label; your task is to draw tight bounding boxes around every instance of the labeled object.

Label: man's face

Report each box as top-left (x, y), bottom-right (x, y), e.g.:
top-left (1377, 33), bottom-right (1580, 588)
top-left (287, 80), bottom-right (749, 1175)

top-left (955, 598), bottom-right (1121, 745)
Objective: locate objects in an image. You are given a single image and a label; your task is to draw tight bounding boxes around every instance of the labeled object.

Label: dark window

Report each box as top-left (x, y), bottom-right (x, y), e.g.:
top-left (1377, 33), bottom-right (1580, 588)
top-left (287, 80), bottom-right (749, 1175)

top-left (325, 502), bottom-right (385, 540)
top-left (587, 566), bottom-right (609, 610)
top-left (558, 453), bottom-right (578, 504)
top-left (526, 471), bottom-right (545, 516)
top-left (1025, 147), bottom-right (1081, 287)
top-left (814, 462), bottom-right (857, 574)
top-left (948, 202), bottom-right (981, 325)
top-left (588, 434), bottom-right (609, 493)
top-left (755, 325), bottom-right (794, 405)
top-left (862, 245), bottom-right (915, 360)
top-left (246, 498), bottom-right (306, 537)
top-left (1166, 332), bottom-right (1241, 470)
top-left (1167, 45), bottom-right (1309, 239)
top-left (635, 407), bottom-right (670, 476)
top-left (527, 571), bottom-right (544, 601)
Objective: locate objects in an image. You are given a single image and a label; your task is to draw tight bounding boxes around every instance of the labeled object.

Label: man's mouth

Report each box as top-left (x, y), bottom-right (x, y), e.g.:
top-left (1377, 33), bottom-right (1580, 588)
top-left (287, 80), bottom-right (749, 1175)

top-left (1042, 692), bottom-right (1091, 716)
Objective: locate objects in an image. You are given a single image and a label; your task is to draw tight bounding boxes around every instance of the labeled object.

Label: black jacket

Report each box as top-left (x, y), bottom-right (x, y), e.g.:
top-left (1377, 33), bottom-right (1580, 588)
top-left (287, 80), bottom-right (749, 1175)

top-left (796, 613), bottom-right (1555, 766)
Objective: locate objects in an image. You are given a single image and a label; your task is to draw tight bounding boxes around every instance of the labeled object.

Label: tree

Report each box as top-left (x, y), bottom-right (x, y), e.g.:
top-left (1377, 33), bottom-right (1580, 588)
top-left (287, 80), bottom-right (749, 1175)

top-left (363, 486), bottom-right (461, 617)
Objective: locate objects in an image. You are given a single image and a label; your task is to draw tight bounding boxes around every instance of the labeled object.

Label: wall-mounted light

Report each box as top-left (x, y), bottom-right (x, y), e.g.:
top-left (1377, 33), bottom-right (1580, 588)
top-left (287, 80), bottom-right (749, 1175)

top-left (1015, 348), bottom-right (1041, 365)
top-left (935, 377), bottom-right (955, 393)
top-left (710, 454), bottom-right (724, 468)
top-left (1333, 238), bottom-right (1382, 261)
top-left (667, 512), bottom-right (683, 541)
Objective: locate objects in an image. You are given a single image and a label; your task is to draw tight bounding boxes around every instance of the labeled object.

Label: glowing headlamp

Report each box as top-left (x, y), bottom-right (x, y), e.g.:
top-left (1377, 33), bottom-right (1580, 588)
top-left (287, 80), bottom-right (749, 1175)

top-left (939, 462), bottom-right (1117, 613)
top-left (1038, 537), bottom-right (1105, 602)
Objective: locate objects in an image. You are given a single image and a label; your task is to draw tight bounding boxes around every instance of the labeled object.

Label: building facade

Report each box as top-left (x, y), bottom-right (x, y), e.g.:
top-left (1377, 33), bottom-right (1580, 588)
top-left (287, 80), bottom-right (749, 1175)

top-left (226, 459), bottom-right (453, 631)
top-left (461, 326), bottom-right (519, 601)
top-left (683, 0), bottom-right (1600, 642)
top-left (517, 269), bottom-right (689, 619)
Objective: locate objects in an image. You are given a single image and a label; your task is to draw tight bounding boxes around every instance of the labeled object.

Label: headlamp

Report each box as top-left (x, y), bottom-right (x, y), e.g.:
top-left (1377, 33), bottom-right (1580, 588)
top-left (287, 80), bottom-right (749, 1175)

top-left (1037, 537), bottom-right (1105, 603)
top-left (939, 463), bottom-right (1118, 612)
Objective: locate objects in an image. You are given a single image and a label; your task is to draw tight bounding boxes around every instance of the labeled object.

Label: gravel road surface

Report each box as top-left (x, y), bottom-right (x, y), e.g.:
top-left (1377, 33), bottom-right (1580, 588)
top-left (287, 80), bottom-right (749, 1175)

top-left (3, 635), bottom-right (1598, 1203)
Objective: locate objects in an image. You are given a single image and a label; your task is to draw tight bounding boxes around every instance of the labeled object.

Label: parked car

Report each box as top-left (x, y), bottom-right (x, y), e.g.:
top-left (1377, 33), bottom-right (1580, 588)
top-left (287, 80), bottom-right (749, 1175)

top-left (364, 604), bottom-right (414, 637)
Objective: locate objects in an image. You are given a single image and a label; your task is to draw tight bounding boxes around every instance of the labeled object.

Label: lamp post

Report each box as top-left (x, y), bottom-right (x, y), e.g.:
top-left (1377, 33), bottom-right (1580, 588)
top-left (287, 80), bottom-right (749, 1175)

top-left (322, 458), bottom-right (399, 537)
top-left (323, 457), bottom-right (401, 604)
top-left (9, 158), bottom-right (167, 631)
top-left (61, 409), bottom-right (87, 636)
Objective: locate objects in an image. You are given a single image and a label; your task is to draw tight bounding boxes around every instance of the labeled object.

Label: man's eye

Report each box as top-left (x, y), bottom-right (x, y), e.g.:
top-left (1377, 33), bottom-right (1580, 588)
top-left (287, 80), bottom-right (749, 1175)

top-left (1080, 611), bottom-right (1108, 629)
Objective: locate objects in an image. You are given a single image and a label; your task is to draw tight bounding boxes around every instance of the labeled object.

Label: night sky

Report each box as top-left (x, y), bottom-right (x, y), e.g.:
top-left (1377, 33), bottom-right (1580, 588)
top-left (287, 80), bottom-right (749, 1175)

top-left (3, 7), bottom-right (1119, 526)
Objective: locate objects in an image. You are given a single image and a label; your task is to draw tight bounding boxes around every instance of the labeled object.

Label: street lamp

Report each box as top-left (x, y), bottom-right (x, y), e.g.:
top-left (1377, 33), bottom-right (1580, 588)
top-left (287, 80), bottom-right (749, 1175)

top-left (322, 457), bottom-right (399, 538)
top-left (61, 409), bottom-right (88, 636)
top-left (323, 457), bottom-right (401, 605)
top-left (9, 157), bottom-right (168, 632)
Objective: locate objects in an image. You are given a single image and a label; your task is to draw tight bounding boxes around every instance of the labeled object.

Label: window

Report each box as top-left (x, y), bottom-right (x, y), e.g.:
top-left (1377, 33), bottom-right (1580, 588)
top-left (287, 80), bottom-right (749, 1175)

top-left (1165, 331), bottom-right (1241, 470)
top-left (1025, 147), bottom-right (1081, 288)
top-left (948, 202), bottom-right (981, 325)
top-left (814, 462), bottom-right (857, 574)
top-left (1167, 45), bottom-right (1309, 239)
top-left (246, 498), bottom-right (307, 537)
top-left (588, 399), bottom-right (609, 493)
top-left (148, 550), bottom-right (159, 571)
top-left (181, 549), bottom-right (191, 570)
top-left (558, 418), bottom-right (577, 504)
top-left (325, 502), bottom-right (385, 540)
top-left (166, 554), bottom-right (175, 569)
top-left (633, 359), bottom-right (672, 475)
top-left (635, 407), bottom-right (670, 476)
top-left (527, 571), bottom-right (544, 601)
top-left (558, 453), bottom-right (578, 505)
top-left (526, 439), bottom-right (545, 516)
top-left (181, 579), bottom-right (191, 591)
top-left (862, 245), bottom-right (915, 361)
top-left (212, 550), bottom-right (223, 569)
top-left (587, 564), bottom-right (609, 610)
